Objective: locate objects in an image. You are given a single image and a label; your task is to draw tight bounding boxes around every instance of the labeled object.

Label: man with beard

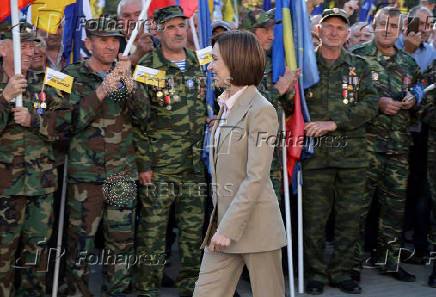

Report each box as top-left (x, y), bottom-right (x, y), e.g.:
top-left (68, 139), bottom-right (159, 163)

top-left (61, 17), bottom-right (149, 296)
top-left (135, 5), bottom-right (207, 297)
top-left (351, 7), bottom-right (421, 283)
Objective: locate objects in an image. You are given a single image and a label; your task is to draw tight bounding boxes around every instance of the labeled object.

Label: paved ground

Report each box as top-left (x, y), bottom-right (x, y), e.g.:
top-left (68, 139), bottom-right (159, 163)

top-left (87, 243), bottom-right (435, 297)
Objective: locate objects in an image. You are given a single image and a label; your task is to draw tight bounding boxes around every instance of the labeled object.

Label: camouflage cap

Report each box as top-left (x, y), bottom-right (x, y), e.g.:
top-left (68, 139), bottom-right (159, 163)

top-left (239, 8), bottom-right (281, 30)
top-left (0, 21), bottom-right (40, 41)
top-left (153, 5), bottom-right (187, 25)
top-left (320, 8), bottom-right (350, 26)
top-left (85, 16), bottom-right (124, 38)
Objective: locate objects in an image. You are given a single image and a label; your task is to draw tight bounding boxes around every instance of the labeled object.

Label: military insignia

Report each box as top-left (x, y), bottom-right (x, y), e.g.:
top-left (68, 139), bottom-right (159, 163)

top-left (353, 77), bottom-right (359, 85)
top-left (156, 90), bottom-right (163, 97)
top-left (343, 76), bottom-right (348, 84)
top-left (348, 67), bottom-right (357, 76)
top-left (37, 108), bottom-right (44, 114)
top-left (343, 99), bottom-right (349, 104)
top-left (166, 105), bottom-right (172, 110)
top-left (372, 71), bottom-right (379, 81)
top-left (347, 85), bottom-right (353, 91)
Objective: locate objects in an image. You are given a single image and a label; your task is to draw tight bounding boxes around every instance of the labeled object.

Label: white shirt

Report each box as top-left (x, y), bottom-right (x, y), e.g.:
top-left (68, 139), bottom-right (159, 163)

top-left (214, 86), bottom-right (248, 147)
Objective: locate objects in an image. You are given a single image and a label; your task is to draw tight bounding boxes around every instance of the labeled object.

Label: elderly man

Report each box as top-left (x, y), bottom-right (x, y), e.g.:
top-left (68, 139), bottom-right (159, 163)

top-left (302, 9), bottom-right (378, 294)
top-left (0, 22), bottom-right (66, 297)
top-left (347, 22), bottom-right (374, 49)
top-left (117, 0), bottom-right (155, 64)
top-left (135, 5), bottom-right (207, 297)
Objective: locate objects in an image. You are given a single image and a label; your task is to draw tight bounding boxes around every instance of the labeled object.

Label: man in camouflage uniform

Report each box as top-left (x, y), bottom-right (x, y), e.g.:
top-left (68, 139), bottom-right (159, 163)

top-left (61, 17), bottom-right (149, 296)
top-left (134, 6), bottom-right (206, 297)
top-left (351, 7), bottom-right (421, 282)
top-left (302, 9), bottom-right (378, 294)
top-left (419, 60), bottom-right (436, 288)
top-left (0, 22), bottom-right (66, 297)
top-left (239, 8), bottom-right (299, 200)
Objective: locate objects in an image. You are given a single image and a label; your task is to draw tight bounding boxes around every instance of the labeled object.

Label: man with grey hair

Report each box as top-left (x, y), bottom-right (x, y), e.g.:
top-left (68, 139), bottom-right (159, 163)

top-left (117, 0), bottom-right (155, 64)
top-left (347, 22), bottom-right (374, 49)
top-left (396, 5), bottom-right (436, 73)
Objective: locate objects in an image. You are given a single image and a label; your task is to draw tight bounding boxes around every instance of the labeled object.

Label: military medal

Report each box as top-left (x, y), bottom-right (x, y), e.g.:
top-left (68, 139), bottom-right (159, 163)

top-left (372, 71), bottom-right (379, 81)
top-left (156, 90), bottom-right (163, 97)
top-left (40, 92), bottom-right (47, 109)
top-left (187, 79), bottom-right (194, 89)
top-left (173, 95), bottom-right (180, 102)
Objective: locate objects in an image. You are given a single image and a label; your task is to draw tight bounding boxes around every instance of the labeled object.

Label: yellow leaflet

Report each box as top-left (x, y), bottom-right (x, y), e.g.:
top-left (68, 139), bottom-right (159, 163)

top-left (196, 46), bottom-right (213, 66)
top-left (44, 67), bottom-right (74, 93)
top-left (133, 65), bottom-right (166, 88)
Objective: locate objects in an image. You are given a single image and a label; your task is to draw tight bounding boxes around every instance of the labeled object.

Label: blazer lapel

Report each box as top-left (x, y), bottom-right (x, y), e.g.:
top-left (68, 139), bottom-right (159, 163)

top-left (216, 86), bottom-right (258, 153)
top-left (210, 106), bottom-right (224, 181)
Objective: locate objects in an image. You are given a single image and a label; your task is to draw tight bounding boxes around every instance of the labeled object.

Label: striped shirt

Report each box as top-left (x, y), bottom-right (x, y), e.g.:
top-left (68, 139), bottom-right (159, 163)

top-left (171, 59), bottom-right (186, 72)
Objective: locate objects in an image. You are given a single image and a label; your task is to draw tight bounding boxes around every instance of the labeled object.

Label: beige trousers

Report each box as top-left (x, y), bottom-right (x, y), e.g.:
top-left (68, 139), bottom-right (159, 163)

top-left (193, 248), bottom-right (285, 297)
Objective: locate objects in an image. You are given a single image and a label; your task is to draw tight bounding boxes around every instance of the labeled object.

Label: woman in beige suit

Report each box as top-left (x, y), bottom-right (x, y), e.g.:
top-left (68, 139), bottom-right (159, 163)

top-left (193, 31), bottom-right (287, 297)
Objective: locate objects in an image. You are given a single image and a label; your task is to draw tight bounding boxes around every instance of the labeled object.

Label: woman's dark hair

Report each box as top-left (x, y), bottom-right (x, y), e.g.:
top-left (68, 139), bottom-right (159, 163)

top-left (212, 30), bottom-right (266, 86)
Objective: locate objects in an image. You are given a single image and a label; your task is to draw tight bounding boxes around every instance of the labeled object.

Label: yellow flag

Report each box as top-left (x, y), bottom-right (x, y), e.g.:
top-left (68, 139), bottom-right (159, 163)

top-left (31, 0), bottom-right (76, 34)
top-left (133, 65), bottom-right (166, 88)
top-left (44, 67), bottom-right (74, 93)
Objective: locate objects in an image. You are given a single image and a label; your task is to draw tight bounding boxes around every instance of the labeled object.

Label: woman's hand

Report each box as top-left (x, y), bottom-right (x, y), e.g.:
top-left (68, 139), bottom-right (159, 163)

top-left (209, 232), bottom-right (230, 252)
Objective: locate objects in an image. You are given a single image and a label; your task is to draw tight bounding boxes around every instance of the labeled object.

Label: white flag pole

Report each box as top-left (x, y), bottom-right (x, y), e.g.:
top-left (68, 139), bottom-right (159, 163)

top-left (189, 16), bottom-right (200, 51)
top-left (298, 168), bottom-right (304, 293)
top-left (123, 0), bottom-right (151, 56)
top-left (51, 155), bottom-right (69, 297)
top-left (10, 0), bottom-right (23, 107)
top-left (282, 113), bottom-right (295, 297)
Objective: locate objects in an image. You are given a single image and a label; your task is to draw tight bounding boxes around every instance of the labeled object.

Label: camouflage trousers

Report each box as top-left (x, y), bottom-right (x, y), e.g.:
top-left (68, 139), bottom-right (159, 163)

top-left (136, 171), bottom-right (205, 297)
top-left (0, 193), bottom-right (54, 297)
top-left (271, 146), bottom-right (283, 202)
top-left (428, 135), bottom-right (436, 246)
top-left (302, 167), bottom-right (365, 283)
top-left (64, 183), bottom-right (136, 297)
top-left (353, 152), bottom-right (409, 271)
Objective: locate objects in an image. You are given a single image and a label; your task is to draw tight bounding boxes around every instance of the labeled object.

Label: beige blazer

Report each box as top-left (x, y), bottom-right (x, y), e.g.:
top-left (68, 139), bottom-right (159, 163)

top-left (201, 85), bottom-right (287, 253)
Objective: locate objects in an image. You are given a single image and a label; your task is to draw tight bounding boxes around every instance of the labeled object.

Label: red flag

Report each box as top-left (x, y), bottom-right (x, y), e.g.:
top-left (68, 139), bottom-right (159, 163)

top-left (286, 82), bottom-right (304, 181)
top-left (148, 0), bottom-right (176, 18)
top-left (0, 0), bottom-right (36, 22)
top-left (179, 0), bottom-right (198, 18)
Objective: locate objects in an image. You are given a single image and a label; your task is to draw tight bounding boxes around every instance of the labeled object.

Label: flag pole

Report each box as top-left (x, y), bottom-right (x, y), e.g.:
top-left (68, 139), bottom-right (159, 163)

top-left (233, 0), bottom-right (239, 24)
top-left (123, 0), bottom-right (151, 56)
top-left (52, 155), bottom-right (69, 297)
top-left (298, 167), bottom-right (304, 293)
top-left (10, 0), bottom-right (23, 107)
top-left (189, 16), bottom-right (200, 51)
top-left (282, 113), bottom-right (295, 297)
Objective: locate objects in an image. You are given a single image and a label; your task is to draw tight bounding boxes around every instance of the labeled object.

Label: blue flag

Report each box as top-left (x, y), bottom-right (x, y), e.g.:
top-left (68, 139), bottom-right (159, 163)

top-left (63, 0), bottom-right (83, 64)
top-left (359, 0), bottom-right (376, 23)
top-left (262, 0), bottom-right (272, 11)
top-left (198, 0), bottom-right (215, 174)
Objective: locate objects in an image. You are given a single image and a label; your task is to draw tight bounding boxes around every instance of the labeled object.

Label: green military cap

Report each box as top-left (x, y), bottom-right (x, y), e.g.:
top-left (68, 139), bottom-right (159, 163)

top-left (320, 8), bottom-right (350, 25)
top-left (239, 8), bottom-right (281, 30)
top-left (153, 5), bottom-right (187, 25)
top-left (85, 16), bottom-right (124, 38)
top-left (0, 21), bottom-right (40, 41)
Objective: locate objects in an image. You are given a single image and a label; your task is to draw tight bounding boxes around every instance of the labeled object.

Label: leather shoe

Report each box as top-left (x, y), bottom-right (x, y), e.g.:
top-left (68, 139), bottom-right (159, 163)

top-left (331, 279), bottom-right (362, 294)
top-left (306, 280), bottom-right (324, 295)
top-left (383, 266), bottom-right (416, 282)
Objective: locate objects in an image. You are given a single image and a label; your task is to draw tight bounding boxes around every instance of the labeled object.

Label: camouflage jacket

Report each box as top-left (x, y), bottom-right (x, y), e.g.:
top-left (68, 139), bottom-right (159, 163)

top-left (136, 45), bottom-right (207, 175)
top-left (352, 40), bottom-right (421, 154)
top-left (0, 66), bottom-right (64, 195)
top-left (419, 60), bottom-right (436, 157)
top-left (63, 59), bottom-right (149, 183)
top-left (303, 47), bottom-right (379, 170)
top-left (258, 50), bottom-right (295, 117)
